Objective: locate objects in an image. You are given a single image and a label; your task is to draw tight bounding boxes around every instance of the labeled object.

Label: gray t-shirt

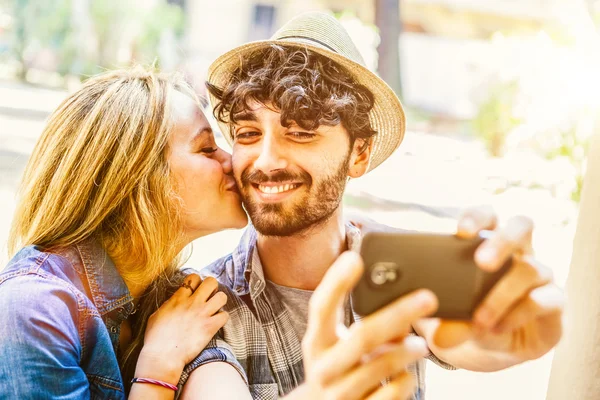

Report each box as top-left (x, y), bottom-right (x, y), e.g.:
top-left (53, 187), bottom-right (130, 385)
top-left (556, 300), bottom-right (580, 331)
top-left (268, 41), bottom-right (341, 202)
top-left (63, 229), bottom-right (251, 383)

top-left (267, 280), bottom-right (353, 340)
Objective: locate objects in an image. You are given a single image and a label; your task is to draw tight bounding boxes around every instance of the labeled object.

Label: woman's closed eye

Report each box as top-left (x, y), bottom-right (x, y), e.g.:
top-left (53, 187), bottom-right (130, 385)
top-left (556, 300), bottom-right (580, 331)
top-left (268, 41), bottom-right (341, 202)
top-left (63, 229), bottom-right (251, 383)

top-left (200, 147), bottom-right (218, 154)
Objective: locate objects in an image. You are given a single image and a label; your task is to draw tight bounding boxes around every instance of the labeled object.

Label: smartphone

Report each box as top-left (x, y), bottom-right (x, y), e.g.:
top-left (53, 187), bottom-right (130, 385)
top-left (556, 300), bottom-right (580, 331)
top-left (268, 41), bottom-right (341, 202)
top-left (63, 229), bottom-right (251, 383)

top-left (352, 230), bottom-right (511, 319)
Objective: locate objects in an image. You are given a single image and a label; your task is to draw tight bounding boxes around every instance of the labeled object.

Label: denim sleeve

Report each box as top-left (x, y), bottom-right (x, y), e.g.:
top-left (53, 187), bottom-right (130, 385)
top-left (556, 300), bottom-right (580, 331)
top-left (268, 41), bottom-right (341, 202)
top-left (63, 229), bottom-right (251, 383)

top-left (0, 274), bottom-right (90, 399)
top-left (178, 333), bottom-right (248, 390)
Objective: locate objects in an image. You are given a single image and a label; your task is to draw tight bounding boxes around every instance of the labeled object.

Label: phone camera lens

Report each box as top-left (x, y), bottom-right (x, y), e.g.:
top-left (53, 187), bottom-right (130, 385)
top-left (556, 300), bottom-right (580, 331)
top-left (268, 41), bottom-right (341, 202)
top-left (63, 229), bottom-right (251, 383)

top-left (370, 262), bottom-right (400, 285)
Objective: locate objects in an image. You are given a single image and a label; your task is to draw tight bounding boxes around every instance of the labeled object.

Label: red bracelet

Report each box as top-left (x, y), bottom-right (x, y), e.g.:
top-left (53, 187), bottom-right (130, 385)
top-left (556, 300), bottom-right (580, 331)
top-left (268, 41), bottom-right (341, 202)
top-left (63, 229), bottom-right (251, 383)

top-left (131, 377), bottom-right (178, 391)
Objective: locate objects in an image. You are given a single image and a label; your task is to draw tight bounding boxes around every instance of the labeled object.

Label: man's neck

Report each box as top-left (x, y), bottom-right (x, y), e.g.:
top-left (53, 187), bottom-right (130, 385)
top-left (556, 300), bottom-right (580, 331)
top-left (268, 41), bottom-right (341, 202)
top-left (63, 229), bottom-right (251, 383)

top-left (256, 208), bottom-right (347, 291)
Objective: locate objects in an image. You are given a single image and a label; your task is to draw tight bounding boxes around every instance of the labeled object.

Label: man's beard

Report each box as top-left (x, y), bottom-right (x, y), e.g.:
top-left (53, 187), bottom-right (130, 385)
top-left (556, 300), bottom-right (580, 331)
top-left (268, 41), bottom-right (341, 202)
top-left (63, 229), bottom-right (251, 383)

top-left (238, 155), bottom-right (350, 237)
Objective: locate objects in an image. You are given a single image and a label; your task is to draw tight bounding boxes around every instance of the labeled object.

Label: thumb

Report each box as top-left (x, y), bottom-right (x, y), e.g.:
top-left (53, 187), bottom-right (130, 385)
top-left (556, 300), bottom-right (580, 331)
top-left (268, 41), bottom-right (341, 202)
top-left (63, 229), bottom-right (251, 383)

top-left (306, 251), bottom-right (364, 352)
top-left (432, 320), bottom-right (475, 348)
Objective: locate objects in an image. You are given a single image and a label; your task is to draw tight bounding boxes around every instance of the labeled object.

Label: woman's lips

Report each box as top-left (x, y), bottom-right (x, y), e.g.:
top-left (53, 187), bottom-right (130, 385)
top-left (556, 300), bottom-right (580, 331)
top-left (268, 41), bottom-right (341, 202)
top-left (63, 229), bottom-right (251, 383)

top-left (224, 180), bottom-right (240, 194)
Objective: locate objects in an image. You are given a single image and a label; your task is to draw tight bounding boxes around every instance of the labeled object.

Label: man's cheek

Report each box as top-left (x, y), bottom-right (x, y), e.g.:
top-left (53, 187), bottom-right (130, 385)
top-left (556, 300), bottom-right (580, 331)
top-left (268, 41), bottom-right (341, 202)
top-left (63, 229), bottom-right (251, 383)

top-left (231, 152), bottom-right (243, 179)
top-left (233, 166), bottom-right (245, 188)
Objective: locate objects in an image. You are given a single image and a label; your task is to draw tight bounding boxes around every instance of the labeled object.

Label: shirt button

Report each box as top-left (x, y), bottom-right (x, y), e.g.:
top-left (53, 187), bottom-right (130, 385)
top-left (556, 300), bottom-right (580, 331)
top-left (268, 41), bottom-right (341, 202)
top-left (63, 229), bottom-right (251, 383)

top-left (110, 326), bottom-right (118, 334)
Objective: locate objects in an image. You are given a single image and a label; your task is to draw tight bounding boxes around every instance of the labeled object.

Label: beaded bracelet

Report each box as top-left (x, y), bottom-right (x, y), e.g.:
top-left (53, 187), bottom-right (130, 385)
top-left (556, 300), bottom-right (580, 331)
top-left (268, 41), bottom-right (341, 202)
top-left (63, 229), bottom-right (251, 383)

top-left (131, 377), bottom-right (178, 391)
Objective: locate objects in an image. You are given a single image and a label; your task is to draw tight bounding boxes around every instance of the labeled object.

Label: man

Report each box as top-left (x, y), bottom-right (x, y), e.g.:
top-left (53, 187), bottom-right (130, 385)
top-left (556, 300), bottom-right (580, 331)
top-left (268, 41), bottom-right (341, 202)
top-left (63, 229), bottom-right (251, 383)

top-left (179, 12), bottom-right (564, 400)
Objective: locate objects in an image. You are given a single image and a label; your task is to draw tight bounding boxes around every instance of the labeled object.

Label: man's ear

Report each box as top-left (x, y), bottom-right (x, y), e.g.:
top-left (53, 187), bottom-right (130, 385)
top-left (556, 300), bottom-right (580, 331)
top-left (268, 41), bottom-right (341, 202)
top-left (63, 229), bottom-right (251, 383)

top-left (348, 138), bottom-right (372, 179)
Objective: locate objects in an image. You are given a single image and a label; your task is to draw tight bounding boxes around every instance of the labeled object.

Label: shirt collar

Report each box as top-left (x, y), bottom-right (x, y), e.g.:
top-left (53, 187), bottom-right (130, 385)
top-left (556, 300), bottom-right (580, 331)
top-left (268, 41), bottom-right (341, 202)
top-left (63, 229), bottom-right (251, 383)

top-left (231, 222), bottom-right (362, 300)
top-left (75, 238), bottom-right (136, 318)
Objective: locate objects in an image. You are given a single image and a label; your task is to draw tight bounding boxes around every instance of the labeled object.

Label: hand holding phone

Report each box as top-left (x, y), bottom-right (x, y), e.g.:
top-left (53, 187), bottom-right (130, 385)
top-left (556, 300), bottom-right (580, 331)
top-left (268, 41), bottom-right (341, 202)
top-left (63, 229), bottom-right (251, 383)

top-left (352, 231), bottom-right (511, 319)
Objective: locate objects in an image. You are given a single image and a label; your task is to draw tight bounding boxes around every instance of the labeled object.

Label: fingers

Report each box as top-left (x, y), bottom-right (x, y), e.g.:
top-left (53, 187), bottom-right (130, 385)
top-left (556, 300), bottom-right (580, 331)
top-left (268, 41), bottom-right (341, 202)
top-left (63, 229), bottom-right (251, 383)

top-left (173, 273), bottom-right (202, 300)
top-left (314, 289), bottom-right (437, 383)
top-left (414, 319), bottom-right (476, 350)
top-left (188, 311), bottom-right (230, 345)
top-left (305, 251), bottom-right (364, 354)
top-left (326, 336), bottom-right (427, 400)
top-left (473, 255), bottom-right (553, 330)
top-left (202, 291), bottom-right (228, 316)
top-left (475, 216), bottom-right (534, 272)
top-left (456, 205), bottom-right (498, 238)
top-left (193, 276), bottom-right (219, 303)
top-left (429, 319), bottom-right (474, 349)
top-left (346, 211), bottom-right (367, 230)
top-left (206, 310), bottom-right (230, 332)
top-left (365, 372), bottom-right (417, 400)
top-left (494, 284), bottom-right (565, 334)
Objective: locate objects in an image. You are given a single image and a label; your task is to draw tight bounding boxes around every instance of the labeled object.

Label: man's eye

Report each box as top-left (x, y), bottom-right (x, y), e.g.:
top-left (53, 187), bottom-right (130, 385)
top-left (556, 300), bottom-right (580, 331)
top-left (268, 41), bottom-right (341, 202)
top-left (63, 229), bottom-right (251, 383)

top-left (235, 131), bottom-right (260, 140)
top-left (289, 132), bottom-right (316, 140)
top-left (200, 147), bottom-right (218, 154)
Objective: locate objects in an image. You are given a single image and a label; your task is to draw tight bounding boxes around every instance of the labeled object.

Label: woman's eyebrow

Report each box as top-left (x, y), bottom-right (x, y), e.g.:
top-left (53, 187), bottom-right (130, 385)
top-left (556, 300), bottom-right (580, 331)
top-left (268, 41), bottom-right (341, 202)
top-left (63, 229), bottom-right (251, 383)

top-left (189, 127), bottom-right (213, 147)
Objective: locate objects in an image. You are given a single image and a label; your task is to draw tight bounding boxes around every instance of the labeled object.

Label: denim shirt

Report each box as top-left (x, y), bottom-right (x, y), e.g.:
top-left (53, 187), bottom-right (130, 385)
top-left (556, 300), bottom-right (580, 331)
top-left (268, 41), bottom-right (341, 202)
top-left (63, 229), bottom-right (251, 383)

top-left (0, 239), bottom-right (136, 399)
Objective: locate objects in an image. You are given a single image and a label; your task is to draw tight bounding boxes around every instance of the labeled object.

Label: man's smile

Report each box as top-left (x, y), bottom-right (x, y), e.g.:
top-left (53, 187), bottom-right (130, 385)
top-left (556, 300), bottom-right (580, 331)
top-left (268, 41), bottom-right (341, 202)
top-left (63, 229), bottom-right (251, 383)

top-left (249, 182), bottom-right (304, 202)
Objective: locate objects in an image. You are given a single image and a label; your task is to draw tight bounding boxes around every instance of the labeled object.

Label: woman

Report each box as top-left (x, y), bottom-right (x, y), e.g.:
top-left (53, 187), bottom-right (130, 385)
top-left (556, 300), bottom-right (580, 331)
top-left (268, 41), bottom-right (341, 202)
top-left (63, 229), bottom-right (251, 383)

top-left (0, 66), bottom-right (248, 399)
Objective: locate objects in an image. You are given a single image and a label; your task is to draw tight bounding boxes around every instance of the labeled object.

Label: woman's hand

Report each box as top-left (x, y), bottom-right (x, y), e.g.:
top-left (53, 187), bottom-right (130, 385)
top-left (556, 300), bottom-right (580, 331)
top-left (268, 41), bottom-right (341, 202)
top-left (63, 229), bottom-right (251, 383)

top-left (134, 275), bottom-right (229, 385)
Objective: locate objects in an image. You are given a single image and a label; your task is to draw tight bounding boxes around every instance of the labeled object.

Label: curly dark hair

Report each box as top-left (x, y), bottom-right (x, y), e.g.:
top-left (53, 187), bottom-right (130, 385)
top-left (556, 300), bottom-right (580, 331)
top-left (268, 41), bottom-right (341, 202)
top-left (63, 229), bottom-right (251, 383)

top-left (206, 44), bottom-right (377, 148)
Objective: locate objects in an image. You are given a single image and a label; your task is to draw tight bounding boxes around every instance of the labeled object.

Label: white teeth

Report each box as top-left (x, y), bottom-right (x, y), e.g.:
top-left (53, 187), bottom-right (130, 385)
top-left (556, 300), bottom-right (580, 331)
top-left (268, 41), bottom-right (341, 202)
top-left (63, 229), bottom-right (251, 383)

top-left (258, 184), bottom-right (298, 194)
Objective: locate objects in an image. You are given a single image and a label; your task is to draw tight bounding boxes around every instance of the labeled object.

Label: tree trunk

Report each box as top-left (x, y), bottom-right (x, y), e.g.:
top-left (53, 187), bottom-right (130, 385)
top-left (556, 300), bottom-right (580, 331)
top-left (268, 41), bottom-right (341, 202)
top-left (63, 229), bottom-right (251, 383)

top-left (374, 0), bottom-right (402, 96)
top-left (546, 2), bottom-right (600, 397)
top-left (546, 123), bottom-right (600, 399)
top-left (13, 0), bottom-right (30, 81)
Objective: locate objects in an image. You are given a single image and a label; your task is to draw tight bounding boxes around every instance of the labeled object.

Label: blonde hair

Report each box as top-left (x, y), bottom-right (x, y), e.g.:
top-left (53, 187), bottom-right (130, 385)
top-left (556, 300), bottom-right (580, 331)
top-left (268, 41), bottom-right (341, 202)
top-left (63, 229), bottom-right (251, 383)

top-left (8, 66), bottom-right (199, 285)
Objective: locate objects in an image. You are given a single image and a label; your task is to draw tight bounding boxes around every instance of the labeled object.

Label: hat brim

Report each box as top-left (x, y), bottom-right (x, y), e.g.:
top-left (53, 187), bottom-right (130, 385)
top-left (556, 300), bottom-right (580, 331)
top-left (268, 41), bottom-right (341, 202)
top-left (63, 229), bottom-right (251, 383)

top-left (206, 39), bottom-right (406, 172)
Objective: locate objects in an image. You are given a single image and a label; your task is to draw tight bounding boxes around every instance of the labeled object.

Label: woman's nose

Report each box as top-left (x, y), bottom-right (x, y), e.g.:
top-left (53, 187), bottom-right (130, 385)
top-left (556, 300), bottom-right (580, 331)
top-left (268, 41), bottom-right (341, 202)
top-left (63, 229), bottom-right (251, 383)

top-left (216, 147), bottom-right (233, 174)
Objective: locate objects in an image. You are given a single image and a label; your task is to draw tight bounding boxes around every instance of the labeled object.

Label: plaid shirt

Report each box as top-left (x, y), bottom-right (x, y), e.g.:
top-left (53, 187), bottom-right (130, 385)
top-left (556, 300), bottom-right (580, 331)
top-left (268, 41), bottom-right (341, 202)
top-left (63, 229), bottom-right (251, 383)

top-left (181, 224), bottom-right (455, 399)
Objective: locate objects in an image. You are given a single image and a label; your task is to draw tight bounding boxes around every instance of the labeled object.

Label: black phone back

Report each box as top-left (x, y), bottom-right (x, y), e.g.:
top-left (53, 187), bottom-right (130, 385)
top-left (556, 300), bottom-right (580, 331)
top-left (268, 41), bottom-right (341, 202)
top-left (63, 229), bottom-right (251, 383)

top-left (352, 231), bottom-right (511, 319)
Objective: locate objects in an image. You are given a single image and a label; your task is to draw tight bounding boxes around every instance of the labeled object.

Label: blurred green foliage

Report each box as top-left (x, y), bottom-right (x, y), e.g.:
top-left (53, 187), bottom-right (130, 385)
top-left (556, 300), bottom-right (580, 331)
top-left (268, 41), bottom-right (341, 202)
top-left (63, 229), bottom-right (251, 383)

top-left (544, 125), bottom-right (590, 202)
top-left (136, 2), bottom-right (185, 63)
top-left (11, 0), bottom-right (73, 79)
top-left (472, 80), bottom-right (521, 157)
top-left (8, 0), bottom-right (185, 83)
top-left (473, 78), bottom-right (590, 202)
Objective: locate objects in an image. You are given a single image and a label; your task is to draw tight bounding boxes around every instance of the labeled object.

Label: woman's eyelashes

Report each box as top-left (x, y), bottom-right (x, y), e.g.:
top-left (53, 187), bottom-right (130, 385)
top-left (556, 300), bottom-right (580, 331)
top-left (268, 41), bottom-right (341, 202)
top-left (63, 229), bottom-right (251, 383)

top-left (200, 147), bottom-right (218, 154)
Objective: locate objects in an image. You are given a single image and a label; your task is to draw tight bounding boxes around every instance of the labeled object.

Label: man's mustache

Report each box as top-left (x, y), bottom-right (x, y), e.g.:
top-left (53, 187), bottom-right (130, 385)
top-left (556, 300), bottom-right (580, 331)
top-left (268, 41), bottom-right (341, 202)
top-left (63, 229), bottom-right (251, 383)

top-left (240, 169), bottom-right (312, 186)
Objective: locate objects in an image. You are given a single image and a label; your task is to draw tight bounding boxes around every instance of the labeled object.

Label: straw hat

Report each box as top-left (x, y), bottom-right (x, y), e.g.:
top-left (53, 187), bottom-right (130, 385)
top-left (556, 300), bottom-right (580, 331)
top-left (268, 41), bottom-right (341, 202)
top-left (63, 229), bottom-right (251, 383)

top-left (207, 11), bottom-right (406, 172)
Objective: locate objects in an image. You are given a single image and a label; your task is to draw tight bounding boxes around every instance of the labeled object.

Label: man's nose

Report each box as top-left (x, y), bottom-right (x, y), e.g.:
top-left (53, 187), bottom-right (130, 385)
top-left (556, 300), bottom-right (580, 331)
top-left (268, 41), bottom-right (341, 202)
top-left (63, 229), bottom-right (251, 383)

top-left (253, 135), bottom-right (287, 173)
